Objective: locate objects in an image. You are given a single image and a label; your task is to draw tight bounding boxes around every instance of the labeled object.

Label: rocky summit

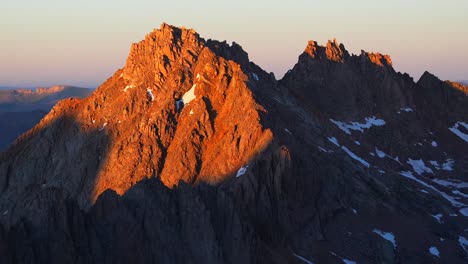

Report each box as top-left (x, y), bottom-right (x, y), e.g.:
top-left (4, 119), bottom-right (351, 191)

top-left (0, 23), bottom-right (467, 263)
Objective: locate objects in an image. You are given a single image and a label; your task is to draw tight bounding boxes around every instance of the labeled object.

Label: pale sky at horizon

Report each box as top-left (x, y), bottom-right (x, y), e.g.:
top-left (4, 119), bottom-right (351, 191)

top-left (1, 0), bottom-right (467, 88)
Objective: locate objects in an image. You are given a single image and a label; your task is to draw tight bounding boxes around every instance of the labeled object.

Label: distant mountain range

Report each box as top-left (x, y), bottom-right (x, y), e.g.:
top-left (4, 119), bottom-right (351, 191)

top-left (0, 24), bottom-right (467, 263)
top-left (0, 85), bottom-right (91, 149)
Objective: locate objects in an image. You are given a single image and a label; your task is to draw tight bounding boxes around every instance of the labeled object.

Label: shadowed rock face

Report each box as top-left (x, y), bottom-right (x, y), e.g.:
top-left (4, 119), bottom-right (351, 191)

top-left (0, 24), bottom-right (467, 264)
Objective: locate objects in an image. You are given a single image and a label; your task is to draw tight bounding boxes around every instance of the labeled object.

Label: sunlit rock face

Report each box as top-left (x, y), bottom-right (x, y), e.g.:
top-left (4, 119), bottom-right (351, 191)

top-left (0, 24), bottom-right (467, 264)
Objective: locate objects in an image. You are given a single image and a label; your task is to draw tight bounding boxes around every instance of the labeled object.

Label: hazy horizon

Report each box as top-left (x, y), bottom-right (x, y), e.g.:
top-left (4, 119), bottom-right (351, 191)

top-left (1, 0), bottom-right (467, 88)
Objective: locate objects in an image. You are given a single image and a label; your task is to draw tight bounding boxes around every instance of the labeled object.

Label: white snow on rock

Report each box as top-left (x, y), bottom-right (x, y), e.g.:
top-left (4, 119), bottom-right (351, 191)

top-left (400, 107), bottom-right (414, 112)
top-left (369, 152), bottom-right (375, 156)
top-left (342, 259), bottom-right (356, 264)
top-left (182, 84), bottom-right (197, 104)
top-left (432, 214), bottom-right (443, 223)
top-left (375, 147), bottom-right (386, 158)
top-left (284, 128), bottom-right (293, 135)
top-left (459, 207), bottom-right (468, 217)
top-left (428, 246), bottom-right (440, 257)
top-left (433, 179), bottom-right (468, 189)
top-left (431, 141), bottom-right (438, 147)
top-left (449, 121), bottom-right (468, 143)
top-left (293, 253), bottom-right (315, 264)
top-left (252, 73), bottom-right (259, 81)
top-left (342, 146), bottom-right (370, 168)
top-left (3, 210), bottom-right (7, 215)
top-left (326, 137), bottom-right (369, 167)
top-left (236, 165), bottom-right (248, 177)
top-left (429, 160), bottom-right (440, 170)
top-left (146, 88), bottom-right (154, 101)
top-left (123, 84), bottom-right (135, 92)
top-left (453, 190), bottom-right (468, 198)
top-left (330, 117), bottom-right (386, 135)
top-left (442, 159), bottom-right (454, 171)
top-left (373, 229), bottom-right (397, 248)
top-left (99, 123), bottom-right (108, 131)
top-left (407, 159), bottom-right (433, 175)
top-left (354, 141), bottom-right (361, 145)
top-left (458, 236), bottom-right (468, 255)
top-left (399, 171), bottom-right (465, 208)
top-left (328, 137), bottom-right (339, 146)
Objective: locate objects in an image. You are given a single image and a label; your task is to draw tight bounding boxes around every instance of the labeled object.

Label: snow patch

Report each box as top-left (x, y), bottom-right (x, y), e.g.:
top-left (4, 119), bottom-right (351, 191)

top-left (236, 166), bottom-right (248, 177)
top-left (431, 141), bottom-right (438, 147)
top-left (182, 84), bottom-right (197, 105)
top-left (99, 123), bottom-right (108, 131)
top-left (432, 214), bottom-right (443, 223)
top-left (369, 152), bottom-right (375, 156)
top-left (318, 146), bottom-right (332, 153)
top-left (330, 116), bottom-right (386, 135)
top-left (375, 147), bottom-right (386, 158)
top-left (459, 208), bottom-right (468, 216)
top-left (449, 121), bottom-right (468, 143)
top-left (354, 141), bottom-right (360, 145)
top-left (373, 229), bottom-right (397, 248)
top-left (429, 246), bottom-right (440, 257)
top-left (429, 160), bottom-right (440, 170)
top-left (342, 146), bottom-right (370, 168)
top-left (284, 128), bottom-right (293, 135)
top-left (123, 84), bottom-right (135, 92)
top-left (293, 253), bottom-right (314, 264)
top-left (442, 159), bottom-right (454, 171)
top-left (453, 190), bottom-right (468, 198)
top-left (146, 88), bottom-right (154, 101)
top-left (328, 137), bottom-right (339, 146)
top-left (433, 179), bottom-right (468, 189)
top-left (252, 73), bottom-right (259, 81)
top-left (399, 171), bottom-right (465, 208)
top-left (458, 236), bottom-right (468, 255)
top-left (407, 159), bottom-right (433, 175)
top-left (3, 210), bottom-right (7, 215)
top-left (400, 107), bottom-right (413, 112)
top-left (342, 259), bottom-right (356, 264)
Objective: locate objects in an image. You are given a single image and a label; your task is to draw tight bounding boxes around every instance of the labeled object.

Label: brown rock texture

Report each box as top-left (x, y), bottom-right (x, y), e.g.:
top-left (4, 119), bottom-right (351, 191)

top-left (0, 23), bottom-right (273, 209)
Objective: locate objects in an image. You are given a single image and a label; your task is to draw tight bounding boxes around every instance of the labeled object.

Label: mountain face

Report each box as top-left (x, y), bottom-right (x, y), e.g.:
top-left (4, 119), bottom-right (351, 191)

top-left (0, 85), bottom-right (92, 150)
top-left (0, 23), bottom-right (467, 264)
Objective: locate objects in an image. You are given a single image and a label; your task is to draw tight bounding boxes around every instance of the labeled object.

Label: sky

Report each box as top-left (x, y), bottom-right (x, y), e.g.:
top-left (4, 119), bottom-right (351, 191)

top-left (1, 0), bottom-right (468, 88)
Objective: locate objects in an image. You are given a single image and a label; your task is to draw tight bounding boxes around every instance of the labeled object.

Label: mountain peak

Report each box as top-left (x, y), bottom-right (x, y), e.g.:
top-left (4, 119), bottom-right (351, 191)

top-left (304, 39), bottom-right (350, 62)
top-left (302, 39), bottom-right (392, 67)
top-left (360, 50), bottom-right (392, 67)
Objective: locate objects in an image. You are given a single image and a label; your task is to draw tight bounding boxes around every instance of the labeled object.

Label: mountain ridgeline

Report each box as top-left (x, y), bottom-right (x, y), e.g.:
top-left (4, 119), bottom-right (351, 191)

top-left (0, 24), bottom-right (467, 263)
top-left (0, 85), bottom-right (92, 150)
